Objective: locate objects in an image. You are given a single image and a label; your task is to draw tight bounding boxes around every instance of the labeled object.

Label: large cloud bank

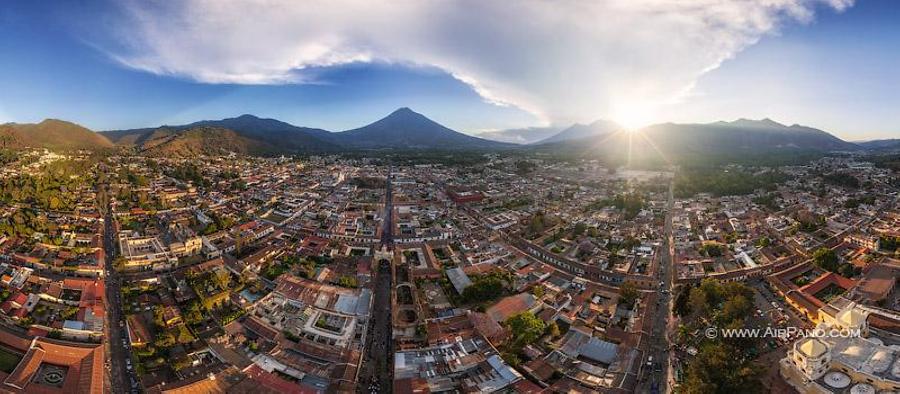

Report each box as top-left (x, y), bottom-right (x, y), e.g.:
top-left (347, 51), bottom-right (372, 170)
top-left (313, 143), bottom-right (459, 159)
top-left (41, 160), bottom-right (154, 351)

top-left (105, 0), bottom-right (853, 124)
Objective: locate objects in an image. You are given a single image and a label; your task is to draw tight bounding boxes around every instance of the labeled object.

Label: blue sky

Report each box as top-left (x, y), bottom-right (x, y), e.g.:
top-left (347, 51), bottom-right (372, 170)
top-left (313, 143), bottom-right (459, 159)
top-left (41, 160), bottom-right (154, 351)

top-left (0, 0), bottom-right (897, 140)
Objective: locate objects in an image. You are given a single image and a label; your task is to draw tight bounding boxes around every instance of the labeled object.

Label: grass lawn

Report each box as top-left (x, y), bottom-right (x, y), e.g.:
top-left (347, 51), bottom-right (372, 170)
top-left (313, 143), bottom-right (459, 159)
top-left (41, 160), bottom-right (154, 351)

top-left (0, 347), bottom-right (22, 373)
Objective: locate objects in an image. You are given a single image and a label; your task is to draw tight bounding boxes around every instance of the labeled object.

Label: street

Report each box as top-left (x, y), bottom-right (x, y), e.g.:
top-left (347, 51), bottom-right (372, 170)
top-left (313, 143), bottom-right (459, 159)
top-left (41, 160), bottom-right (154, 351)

top-left (358, 259), bottom-right (394, 393)
top-left (636, 178), bottom-right (676, 393)
top-left (358, 169), bottom-right (395, 393)
top-left (100, 185), bottom-right (142, 394)
top-left (380, 168), bottom-right (394, 247)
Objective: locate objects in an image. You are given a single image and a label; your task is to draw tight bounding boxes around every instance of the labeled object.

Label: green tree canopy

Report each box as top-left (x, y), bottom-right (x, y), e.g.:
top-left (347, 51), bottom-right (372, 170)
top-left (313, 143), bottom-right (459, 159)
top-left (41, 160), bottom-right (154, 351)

top-left (812, 247), bottom-right (839, 272)
top-left (506, 312), bottom-right (546, 348)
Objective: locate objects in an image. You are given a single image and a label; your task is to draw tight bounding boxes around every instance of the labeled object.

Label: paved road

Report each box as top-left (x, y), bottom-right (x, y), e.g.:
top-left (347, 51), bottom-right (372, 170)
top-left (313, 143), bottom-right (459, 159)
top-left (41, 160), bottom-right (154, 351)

top-left (359, 169), bottom-right (395, 393)
top-left (380, 168), bottom-right (394, 247)
top-left (99, 185), bottom-right (141, 393)
top-left (358, 259), bottom-right (394, 393)
top-left (636, 178), bottom-right (676, 394)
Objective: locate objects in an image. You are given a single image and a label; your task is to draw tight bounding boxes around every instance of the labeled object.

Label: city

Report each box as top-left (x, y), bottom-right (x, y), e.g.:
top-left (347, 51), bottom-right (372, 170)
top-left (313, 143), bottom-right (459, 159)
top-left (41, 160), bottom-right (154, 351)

top-left (0, 144), bottom-right (895, 393)
top-left (0, 1), bottom-right (899, 393)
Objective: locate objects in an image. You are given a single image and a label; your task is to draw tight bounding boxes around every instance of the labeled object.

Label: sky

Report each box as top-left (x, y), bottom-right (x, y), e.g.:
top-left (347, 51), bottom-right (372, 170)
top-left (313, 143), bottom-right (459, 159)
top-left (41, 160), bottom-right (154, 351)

top-left (0, 0), bottom-right (897, 140)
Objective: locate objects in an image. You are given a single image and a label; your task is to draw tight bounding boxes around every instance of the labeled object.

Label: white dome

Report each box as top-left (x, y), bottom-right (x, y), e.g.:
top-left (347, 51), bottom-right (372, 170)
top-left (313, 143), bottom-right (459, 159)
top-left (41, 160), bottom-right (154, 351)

top-left (843, 345), bottom-right (866, 358)
top-left (837, 306), bottom-right (867, 328)
top-left (851, 383), bottom-right (875, 394)
top-left (824, 372), bottom-right (851, 389)
top-left (798, 338), bottom-right (829, 358)
top-left (870, 350), bottom-right (893, 373)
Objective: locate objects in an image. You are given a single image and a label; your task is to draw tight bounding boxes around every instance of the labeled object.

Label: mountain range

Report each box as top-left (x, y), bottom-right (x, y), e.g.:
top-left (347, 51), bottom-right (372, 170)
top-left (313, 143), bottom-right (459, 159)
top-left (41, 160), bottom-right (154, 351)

top-left (475, 126), bottom-right (563, 145)
top-left (103, 108), bottom-right (509, 155)
top-left (533, 119), bottom-right (623, 145)
top-left (103, 114), bottom-right (341, 154)
top-left (532, 118), bottom-right (863, 165)
top-left (1, 109), bottom-right (885, 162)
top-left (857, 139), bottom-right (900, 151)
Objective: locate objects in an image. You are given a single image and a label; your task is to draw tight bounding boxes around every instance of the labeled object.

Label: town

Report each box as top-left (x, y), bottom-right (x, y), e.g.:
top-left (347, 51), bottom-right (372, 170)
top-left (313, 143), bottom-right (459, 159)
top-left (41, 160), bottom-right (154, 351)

top-left (0, 148), bottom-right (895, 394)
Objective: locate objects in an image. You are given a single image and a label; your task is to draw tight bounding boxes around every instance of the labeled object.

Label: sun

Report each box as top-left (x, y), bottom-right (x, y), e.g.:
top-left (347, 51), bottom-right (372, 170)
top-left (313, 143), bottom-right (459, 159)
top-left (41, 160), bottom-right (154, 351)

top-left (611, 102), bottom-right (655, 130)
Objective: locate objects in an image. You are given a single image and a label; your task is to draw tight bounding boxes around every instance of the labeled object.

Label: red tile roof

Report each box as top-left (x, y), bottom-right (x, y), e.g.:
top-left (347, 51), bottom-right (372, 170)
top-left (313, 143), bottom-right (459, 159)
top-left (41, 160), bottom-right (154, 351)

top-left (486, 293), bottom-right (536, 323)
top-left (242, 365), bottom-right (314, 394)
top-left (0, 332), bottom-right (104, 393)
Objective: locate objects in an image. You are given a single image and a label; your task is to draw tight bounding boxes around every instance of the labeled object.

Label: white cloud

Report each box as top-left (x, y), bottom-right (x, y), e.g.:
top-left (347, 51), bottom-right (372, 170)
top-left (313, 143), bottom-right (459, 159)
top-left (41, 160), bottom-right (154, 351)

top-left (104, 0), bottom-right (852, 125)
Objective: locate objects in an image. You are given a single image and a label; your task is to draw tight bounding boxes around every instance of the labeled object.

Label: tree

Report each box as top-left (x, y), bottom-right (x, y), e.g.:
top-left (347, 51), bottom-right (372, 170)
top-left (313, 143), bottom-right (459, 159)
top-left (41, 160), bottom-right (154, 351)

top-left (501, 351), bottom-right (522, 367)
top-left (680, 342), bottom-right (764, 394)
top-left (152, 305), bottom-right (166, 328)
top-left (678, 280), bottom-right (764, 392)
top-left (461, 272), bottom-right (510, 303)
top-left (172, 356), bottom-right (193, 371)
top-left (506, 312), bottom-right (546, 348)
top-left (113, 256), bottom-right (128, 271)
top-left (203, 223), bottom-right (218, 235)
top-left (234, 233), bottom-right (246, 255)
top-left (822, 172), bottom-right (860, 189)
top-left (184, 301), bottom-right (203, 325)
top-left (688, 287), bottom-right (710, 320)
top-left (155, 331), bottom-right (175, 348)
top-left (176, 325), bottom-right (194, 344)
top-left (880, 236), bottom-right (899, 252)
top-left (526, 212), bottom-right (550, 237)
top-left (61, 306), bottom-right (78, 320)
top-left (532, 284), bottom-right (545, 299)
top-left (839, 263), bottom-right (860, 278)
top-left (545, 321), bottom-right (561, 338)
top-left (673, 284), bottom-right (693, 317)
top-left (214, 269), bottom-right (231, 289)
top-left (675, 169), bottom-right (789, 198)
top-left (721, 293), bottom-right (753, 323)
top-left (700, 243), bottom-right (724, 257)
top-left (337, 276), bottom-right (358, 288)
top-left (812, 247), bottom-right (839, 273)
top-left (618, 282), bottom-right (639, 309)
top-left (573, 222), bottom-right (587, 236)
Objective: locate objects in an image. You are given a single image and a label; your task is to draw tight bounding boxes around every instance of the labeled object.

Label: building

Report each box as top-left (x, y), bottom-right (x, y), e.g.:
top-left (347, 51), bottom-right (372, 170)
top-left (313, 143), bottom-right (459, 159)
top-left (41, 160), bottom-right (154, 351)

top-left (485, 293), bottom-right (539, 324)
top-left (0, 330), bottom-right (104, 393)
top-left (447, 189), bottom-right (484, 204)
top-left (118, 232), bottom-right (177, 268)
top-left (780, 303), bottom-right (900, 393)
top-left (446, 267), bottom-right (473, 295)
top-left (850, 260), bottom-right (898, 306)
top-left (844, 234), bottom-right (880, 250)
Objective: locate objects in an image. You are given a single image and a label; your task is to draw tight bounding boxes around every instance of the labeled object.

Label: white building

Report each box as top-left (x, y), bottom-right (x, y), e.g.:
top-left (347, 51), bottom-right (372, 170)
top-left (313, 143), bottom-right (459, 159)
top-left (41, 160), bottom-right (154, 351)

top-left (780, 303), bottom-right (900, 393)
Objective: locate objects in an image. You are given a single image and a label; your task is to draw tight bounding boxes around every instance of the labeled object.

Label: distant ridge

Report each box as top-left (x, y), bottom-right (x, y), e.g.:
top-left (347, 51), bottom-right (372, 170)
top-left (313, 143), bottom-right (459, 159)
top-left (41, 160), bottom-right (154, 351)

top-left (536, 118), bottom-right (861, 164)
top-left (188, 114), bottom-right (341, 152)
top-left (858, 139), bottom-right (900, 151)
top-left (477, 126), bottom-right (564, 145)
top-left (137, 126), bottom-right (273, 157)
top-left (3, 112), bottom-right (862, 160)
top-left (534, 119), bottom-right (622, 145)
top-left (104, 114), bottom-right (340, 153)
top-left (104, 107), bottom-right (511, 153)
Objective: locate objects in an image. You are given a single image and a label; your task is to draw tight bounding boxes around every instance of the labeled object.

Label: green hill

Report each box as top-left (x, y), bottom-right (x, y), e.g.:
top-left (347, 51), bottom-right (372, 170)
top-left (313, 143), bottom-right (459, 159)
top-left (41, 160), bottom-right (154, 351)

top-left (0, 119), bottom-right (113, 151)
